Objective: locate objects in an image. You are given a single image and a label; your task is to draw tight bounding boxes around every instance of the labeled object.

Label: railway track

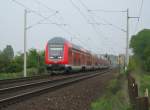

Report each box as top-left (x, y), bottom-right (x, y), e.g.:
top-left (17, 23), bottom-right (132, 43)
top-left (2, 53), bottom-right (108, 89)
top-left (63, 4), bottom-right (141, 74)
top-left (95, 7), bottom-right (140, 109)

top-left (0, 69), bottom-right (110, 108)
top-left (0, 72), bottom-right (86, 89)
top-left (0, 69), bottom-right (108, 89)
top-left (0, 74), bottom-right (51, 88)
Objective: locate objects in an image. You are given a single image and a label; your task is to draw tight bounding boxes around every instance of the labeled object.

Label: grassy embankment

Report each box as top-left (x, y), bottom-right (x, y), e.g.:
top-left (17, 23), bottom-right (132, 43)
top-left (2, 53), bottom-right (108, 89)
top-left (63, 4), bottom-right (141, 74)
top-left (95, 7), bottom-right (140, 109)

top-left (91, 71), bottom-right (131, 110)
top-left (91, 57), bottom-right (150, 110)
top-left (128, 56), bottom-right (150, 96)
top-left (0, 68), bottom-right (47, 80)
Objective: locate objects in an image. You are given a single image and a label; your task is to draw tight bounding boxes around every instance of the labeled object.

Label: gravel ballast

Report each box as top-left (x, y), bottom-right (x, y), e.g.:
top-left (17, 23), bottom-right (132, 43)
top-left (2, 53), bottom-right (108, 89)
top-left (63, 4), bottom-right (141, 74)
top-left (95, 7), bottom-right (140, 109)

top-left (3, 70), bottom-right (117, 110)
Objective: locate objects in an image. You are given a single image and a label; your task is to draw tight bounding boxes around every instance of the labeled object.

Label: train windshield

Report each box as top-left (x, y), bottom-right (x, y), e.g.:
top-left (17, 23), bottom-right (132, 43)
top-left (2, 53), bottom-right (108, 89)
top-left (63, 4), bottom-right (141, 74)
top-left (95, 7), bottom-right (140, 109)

top-left (49, 45), bottom-right (64, 59)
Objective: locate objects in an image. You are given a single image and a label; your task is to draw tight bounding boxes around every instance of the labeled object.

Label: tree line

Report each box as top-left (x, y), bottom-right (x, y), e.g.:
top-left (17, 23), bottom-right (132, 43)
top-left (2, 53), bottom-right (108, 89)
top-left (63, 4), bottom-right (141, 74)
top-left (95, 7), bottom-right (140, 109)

top-left (129, 29), bottom-right (150, 72)
top-left (0, 45), bottom-right (46, 73)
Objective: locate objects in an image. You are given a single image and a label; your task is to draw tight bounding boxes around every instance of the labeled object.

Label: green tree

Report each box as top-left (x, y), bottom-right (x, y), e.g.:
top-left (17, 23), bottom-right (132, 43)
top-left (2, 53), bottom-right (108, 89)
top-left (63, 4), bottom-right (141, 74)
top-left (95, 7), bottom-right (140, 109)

top-left (0, 52), bottom-right (6, 72)
top-left (3, 45), bottom-right (14, 60)
top-left (27, 49), bottom-right (38, 68)
top-left (37, 50), bottom-right (46, 73)
top-left (0, 45), bottom-right (14, 72)
top-left (8, 53), bottom-right (24, 72)
top-left (130, 29), bottom-right (150, 71)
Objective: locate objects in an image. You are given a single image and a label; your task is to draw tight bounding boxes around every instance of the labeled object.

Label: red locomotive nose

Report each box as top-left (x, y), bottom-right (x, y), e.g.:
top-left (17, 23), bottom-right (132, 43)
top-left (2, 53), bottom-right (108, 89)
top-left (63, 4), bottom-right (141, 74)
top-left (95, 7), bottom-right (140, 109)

top-left (53, 61), bottom-right (58, 64)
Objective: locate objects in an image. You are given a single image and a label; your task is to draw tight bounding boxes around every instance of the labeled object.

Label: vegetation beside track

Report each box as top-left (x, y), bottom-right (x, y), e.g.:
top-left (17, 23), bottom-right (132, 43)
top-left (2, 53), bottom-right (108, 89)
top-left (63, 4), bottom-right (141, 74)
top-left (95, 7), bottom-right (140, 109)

top-left (130, 29), bottom-right (150, 72)
top-left (0, 68), bottom-right (48, 80)
top-left (0, 72), bottom-right (21, 80)
top-left (113, 29), bottom-right (150, 110)
top-left (128, 29), bottom-right (150, 96)
top-left (0, 46), bottom-right (47, 79)
top-left (128, 59), bottom-right (150, 96)
top-left (91, 73), bottom-right (131, 110)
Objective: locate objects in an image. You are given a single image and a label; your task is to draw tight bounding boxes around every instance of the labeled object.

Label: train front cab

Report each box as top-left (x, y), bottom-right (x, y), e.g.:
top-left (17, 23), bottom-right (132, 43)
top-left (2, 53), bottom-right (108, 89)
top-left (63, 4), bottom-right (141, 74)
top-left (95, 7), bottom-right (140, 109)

top-left (45, 41), bottom-right (69, 72)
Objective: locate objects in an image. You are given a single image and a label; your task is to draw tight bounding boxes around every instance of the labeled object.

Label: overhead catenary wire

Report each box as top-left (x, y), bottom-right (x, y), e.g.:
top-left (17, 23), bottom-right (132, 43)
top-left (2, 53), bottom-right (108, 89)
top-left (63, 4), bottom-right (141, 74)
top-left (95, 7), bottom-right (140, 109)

top-left (34, 0), bottom-right (58, 13)
top-left (88, 13), bottom-right (126, 32)
top-left (13, 0), bottom-right (119, 54)
top-left (72, 0), bottom-right (119, 54)
top-left (134, 0), bottom-right (144, 34)
top-left (12, 0), bottom-right (67, 28)
top-left (70, 0), bottom-right (108, 50)
top-left (70, 0), bottom-right (110, 45)
top-left (69, 0), bottom-right (90, 23)
top-left (77, 0), bottom-right (125, 54)
top-left (78, 0), bottom-right (126, 33)
top-left (138, 0), bottom-right (144, 17)
top-left (34, 0), bottom-right (66, 24)
top-left (33, 0), bottom-right (122, 54)
top-left (77, 0), bottom-right (126, 13)
top-left (70, 1), bottom-right (105, 53)
top-left (33, 0), bottom-right (91, 49)
top-left (85, 9), bottom-right (127, 55)
top-left (32, 0), bottom-right (92, 49)
top-left (12, 0), bottom-right (92, 50)
top-left (12, 0), bottom-right (57, 24)
top-left (76, 0), bottom-right (115, 45)
top-left (12, 0), bottom-right (68, 28)
top-left (78, 0), bottom-right (121, 38)
top-left (88, 9), bottom-right (127, 13)
top-left (27, 12), bottom-right (58, 29)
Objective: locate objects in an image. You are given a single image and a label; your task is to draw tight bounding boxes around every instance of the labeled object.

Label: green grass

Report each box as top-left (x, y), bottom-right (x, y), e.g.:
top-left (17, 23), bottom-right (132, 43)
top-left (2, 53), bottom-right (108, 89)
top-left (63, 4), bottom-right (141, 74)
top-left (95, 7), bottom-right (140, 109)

top-left (133, 72), bottom-right (150, 96)
top-left (0, 68), bottom-right (48, 80)
top-left (91, 75), bottom-right (131, 110)
top-left (91, 89), bottom-right (130, 110)
top-left (0, 72), bottom-right (22, 80)
top-left (91, 95), bottom-right (112, 110)
top-left (91, 91), bottom-right (129, 110)
top-left (140, 74), bottom-right (150, 95)
top-left (128, 55), bottom-right (150, 96)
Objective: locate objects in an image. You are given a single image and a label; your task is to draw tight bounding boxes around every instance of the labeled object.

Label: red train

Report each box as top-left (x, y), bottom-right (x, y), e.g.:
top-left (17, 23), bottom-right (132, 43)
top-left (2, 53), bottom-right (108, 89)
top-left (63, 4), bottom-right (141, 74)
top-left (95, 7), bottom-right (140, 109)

top-left (45, 37), bottom-right (110, 73)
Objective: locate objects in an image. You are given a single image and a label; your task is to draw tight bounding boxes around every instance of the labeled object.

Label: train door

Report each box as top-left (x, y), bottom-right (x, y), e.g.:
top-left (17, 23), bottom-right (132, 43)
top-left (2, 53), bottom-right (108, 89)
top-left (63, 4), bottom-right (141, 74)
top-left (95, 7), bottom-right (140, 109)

top-left (73, 51), bottom-right (76, 66)
top-left (68, 48), bottom-right (72, 64)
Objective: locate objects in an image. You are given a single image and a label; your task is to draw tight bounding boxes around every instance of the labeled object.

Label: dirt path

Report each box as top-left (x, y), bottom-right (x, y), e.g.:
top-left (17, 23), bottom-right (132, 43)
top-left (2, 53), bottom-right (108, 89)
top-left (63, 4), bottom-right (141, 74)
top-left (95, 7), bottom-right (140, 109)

top-left (3, 70), bottom-right (117, 110)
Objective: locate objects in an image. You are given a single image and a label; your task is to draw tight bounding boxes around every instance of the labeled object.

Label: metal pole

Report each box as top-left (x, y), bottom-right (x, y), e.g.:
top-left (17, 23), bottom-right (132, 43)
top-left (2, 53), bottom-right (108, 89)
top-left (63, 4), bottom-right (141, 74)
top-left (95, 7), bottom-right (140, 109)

top-left (24, 9), bottom-right (27, 77)
top-left (125, 8), bottom-right (129, 71)
top-left (125, 9), bottom-right (139, 71)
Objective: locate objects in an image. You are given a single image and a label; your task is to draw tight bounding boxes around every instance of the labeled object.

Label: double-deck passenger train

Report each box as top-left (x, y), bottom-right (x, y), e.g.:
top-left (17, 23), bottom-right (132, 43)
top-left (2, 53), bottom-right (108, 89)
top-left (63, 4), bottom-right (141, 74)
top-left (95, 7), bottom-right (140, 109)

top-left (45, 37), bottom-right (110, 73)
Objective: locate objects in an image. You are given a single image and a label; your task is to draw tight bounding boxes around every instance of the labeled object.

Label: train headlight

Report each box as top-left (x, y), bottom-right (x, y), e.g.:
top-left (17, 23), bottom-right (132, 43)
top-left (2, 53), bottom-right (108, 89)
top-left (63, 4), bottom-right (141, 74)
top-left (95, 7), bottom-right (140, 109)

top-left (50, 57), bottom-right (53, 59)
top-left (58, 56), bottom-right (62, 59)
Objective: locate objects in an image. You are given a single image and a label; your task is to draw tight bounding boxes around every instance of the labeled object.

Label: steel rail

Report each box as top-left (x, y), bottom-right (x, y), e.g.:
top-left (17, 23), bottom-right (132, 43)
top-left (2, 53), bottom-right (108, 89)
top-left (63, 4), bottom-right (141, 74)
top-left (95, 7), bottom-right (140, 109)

top-left (0, 70), bottom-right (94, 85)
top-left (0, 72), bottom-right (95, 94)
top-left (0, 69), bottom-right (110, 108)
top-left (0, 74), bottom-right (50, 85)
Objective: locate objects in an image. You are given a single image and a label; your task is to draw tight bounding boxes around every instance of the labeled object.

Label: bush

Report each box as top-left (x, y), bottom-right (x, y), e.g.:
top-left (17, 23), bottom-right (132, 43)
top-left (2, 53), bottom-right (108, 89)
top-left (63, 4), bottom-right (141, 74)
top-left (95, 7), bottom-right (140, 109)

top-left (27, 68), bottom-right (38, 76)
top-left (26, 67), bottom-right (47, 76)
top-left (139, 74), bottom-right (150, 95)
top-left (38, 66), bottom-right (46, 73)
top-left (130, 29), bottom-right (150, 72)
top-left (0, 72), bottom-right (22, 80)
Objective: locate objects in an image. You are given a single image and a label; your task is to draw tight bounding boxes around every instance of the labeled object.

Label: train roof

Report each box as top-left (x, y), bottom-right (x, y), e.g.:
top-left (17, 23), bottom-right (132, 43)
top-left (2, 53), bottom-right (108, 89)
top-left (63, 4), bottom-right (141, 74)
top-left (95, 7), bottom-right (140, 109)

top-left (48, 37), bottom-right (66, 44)
top-left (48, 37), bottom-right (92, 54)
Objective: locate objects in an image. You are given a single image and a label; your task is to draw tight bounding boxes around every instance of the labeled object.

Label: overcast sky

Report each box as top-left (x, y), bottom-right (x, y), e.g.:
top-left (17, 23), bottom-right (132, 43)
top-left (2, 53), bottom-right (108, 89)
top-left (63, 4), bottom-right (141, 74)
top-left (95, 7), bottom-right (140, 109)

top-left (0, 0), bottom-right (149, 55)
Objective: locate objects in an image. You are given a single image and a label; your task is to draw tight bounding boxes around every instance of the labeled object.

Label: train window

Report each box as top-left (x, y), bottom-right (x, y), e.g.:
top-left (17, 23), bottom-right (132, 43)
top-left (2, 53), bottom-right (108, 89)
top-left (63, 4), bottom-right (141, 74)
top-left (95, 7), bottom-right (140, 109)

top-left (49, 45), bottom-right (64, 59)
top-left (50, 47), bottom-right (63, 51)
